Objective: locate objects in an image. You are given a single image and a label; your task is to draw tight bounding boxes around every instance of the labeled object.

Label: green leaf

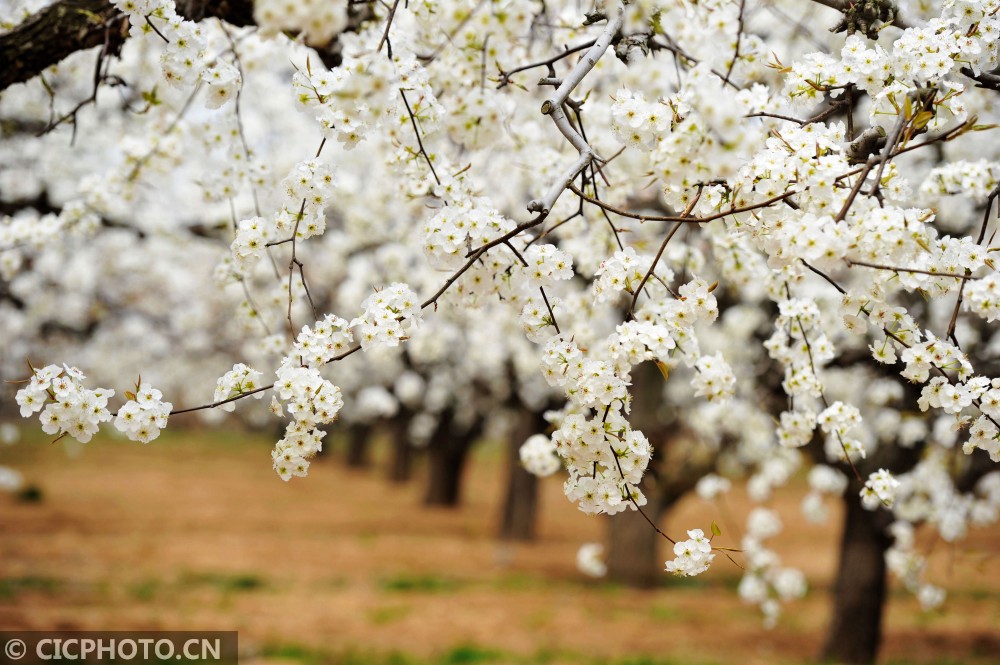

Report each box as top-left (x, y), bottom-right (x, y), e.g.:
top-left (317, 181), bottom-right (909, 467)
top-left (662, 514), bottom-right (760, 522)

top-left (911, 110), bottom-right (934, 131)
top-left (141, 87), bottom-right (161, 107)
top-left (711, 521), bottom-right (722, 538)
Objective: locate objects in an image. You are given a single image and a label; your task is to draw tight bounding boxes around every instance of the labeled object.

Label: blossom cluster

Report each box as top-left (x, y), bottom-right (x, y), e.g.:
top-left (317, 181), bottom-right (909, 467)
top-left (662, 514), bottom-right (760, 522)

top-left (576, 543), bottom-right (608, 578)
top-left (665, 528), bottom-right (715, 577)
top-left (691, 352), bottom-right (737, 403)
top-left (351, 283), bottom-right (421, 350)
top-left (801, 465), bottom-right (849, 524)
top-left (16, 365), bottom-right (115, 444)
top-left (860, 468), bottom-right (900, 510)
top-left (519, 434), bottom-right (561, 477)
top-left (551, 407), bottom-right (651, 515)
top-left (270, 356), bottom-right (344, 480)
top-left (421, 196), bottom-right (516, 270)
top-left (253, 0), bottom-right (347, 46)
top-left (293, 314), bottom-right (354, 367)
top-left (695, 474), bottom-right (732, 501)
top-left (213, 363), bottom-right (265, 412)
top-left (272, 421), bottom-right (326, 481)
top-left (115, 383), bottom-right (173, 443)
top-left (230, 159), bottom-right (336, 273)
top-left (292, 52), bottom-right (443, 151)
top-left (0, 203), bottom-right (100, 280)
top-left (885, 521), bottom-right (946, 611)
top-left (610, 89), bottom-right (672, 151)
top-left (738, 508), bottom-right (808, 628)
top-left (592, 247), bottom-right (657, 304)
top-left (115, 0), bottom-right (240, 106)
top-left (963, 273), bottom-right (1000, 323)
top-left (16, 365), bottom-right (172, 444)
top-left (273, 358), bottom-right (344, 428)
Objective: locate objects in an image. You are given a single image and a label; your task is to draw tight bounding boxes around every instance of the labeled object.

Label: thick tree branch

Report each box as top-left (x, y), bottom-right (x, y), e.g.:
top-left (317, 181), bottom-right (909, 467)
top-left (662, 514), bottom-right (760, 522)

top-left (0, 0), bottom-right (256, 92)
top-left (961, 66), bottom-right (1000, 91)
top-left (808, 0), bottom-right (910, 34)
top-left (526, 7), bottom-right (624, 215)
top-left (1, 0), bottom-right (123, 92)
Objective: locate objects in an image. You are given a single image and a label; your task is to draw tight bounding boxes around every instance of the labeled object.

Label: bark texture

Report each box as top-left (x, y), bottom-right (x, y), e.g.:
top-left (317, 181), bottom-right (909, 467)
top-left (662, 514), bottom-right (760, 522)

top-left (345, 423), bottom-right (372, 468)
top-left (0, 0), bottom-right (255, 92)
top-left (424, 410), bottom-right (484, 507)
top-left (498, 408), bottom-right (549, 541)
top-left (820, 478), bottom-right (894, 665)
top-left (386, 410), bottom-right (414, 483)
top-left (604, 362), bottom-right (716, 588)
top-left (818, 438), bottom-right (923, 665)
top-left (606, 481), bottom-right (665, 588)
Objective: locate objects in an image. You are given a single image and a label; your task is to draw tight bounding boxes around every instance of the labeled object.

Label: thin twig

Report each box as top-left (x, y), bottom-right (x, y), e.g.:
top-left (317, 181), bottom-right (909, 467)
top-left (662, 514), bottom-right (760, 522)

top-left (847, 259), bottom-right (974, 280)
top-left (496, 39), bottom-right (597, 88)
top-left (568, 183), bottom-right (793, 224)
top-left (376, 0), bottom-right (402, 57)
top-left (722, 0), bottom-right (746, 86)
top-left (400, 88), bottom-right (441, 185)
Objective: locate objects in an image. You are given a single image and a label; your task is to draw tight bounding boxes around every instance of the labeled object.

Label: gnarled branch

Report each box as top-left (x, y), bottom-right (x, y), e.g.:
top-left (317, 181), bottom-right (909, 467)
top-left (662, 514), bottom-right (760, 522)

top-left (0, 0), bottom-right (256, 92)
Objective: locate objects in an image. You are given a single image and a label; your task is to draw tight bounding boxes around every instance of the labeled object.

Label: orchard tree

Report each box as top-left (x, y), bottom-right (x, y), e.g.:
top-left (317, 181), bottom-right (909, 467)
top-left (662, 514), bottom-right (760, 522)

top-left (4, 1), bottom-right (1000, 664)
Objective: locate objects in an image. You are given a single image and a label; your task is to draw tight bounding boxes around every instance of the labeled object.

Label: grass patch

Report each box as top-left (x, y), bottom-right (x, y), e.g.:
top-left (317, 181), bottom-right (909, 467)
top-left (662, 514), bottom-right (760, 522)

top-left (368, 604), bottom-right (413, 625)
top-left (257, 642), bottom-right (733, 665)
top-left (178, 571), bottom-right (265, 592)
top-left (492, 572), bottom-right (539, 591)
top-left (0, 575), bottom-right (61, 598)
top-left (378, 574), bottom-right (463, 593)
top-left (648, 604), bottom-right (681, 621)
top-left (884, 660), bottom-right (968, 665)
top-left (440, 645), bottom-right (504, 664)
top-left (129, 578), bottom-right (161, 601)
top-left (661, 575), bottom-right (709, 590)
top-left (259, 643), bottom-right (325, 664)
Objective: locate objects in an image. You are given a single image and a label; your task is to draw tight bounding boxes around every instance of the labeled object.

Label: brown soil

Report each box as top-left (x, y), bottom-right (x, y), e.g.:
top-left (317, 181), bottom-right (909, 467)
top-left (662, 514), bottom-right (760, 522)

top-left (0, 427), bottom-right (997, 664)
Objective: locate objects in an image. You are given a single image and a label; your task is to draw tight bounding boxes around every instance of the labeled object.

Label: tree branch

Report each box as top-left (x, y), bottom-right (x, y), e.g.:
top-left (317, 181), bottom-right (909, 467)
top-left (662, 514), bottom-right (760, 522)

top-left (0, 0), bottom-right (255, 92)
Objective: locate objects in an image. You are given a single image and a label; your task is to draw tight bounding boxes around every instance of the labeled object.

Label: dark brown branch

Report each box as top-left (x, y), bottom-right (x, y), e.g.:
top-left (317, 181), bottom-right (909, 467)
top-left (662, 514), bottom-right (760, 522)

top-left (400, 88), bottom-right (441, 186)
top-left (568, 183), bottom-right (795, 224)
top-left (961, 66), bottom-right (1000, 92)
top-left (1, 0), bottom-right (125, 92)
top-left (1, 0), bottom-right (253, 93)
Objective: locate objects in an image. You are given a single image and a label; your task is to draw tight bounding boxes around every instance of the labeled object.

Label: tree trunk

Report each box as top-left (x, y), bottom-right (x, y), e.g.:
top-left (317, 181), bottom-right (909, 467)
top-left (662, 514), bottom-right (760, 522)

top-left (604, 362), bottom-right (709, 589)
top-left (424, 411), bottom-right (484, 507)
top-left (498, 408), bottom-right (548, 541)
top-left (345, 423), bottom-right (372, 468)
top-left (386, 411), bottom-right (413, 483)
top-left (606, 488), bottom-right (666, 588)
top-left (820, 480), bottom-right (894, 665)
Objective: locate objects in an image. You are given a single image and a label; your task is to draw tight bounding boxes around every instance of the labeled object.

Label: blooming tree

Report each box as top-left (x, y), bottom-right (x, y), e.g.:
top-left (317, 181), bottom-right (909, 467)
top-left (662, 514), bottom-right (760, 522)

top-left (3, 0), bottom-right (1000, 662)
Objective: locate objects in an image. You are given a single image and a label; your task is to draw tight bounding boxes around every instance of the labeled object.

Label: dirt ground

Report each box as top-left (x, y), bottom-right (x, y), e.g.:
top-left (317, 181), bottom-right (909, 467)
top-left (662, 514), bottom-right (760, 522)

top-left (0, 426), bottom-right (997, 665)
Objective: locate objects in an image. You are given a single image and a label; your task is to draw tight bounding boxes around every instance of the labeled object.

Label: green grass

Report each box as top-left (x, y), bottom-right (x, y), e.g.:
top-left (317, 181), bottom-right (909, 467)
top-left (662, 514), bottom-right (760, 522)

top-left (368, 604), bottom-right (413, 625)
top-left (492, 572), bottom-right (541, 591)
top-left (440, 646), bottom-right (505, 664)
top-left (378, 573), bottom-right (464, 593)
top-left (258, 642), bottom-right (732, 665)
top-left (883, 660), bottom-right (969, 665)
top-left (0, 575), bottom-right (62, 598)
top-left (129, 578), bottom-right (161, 601)
top-left (178, 571), bottom-right (265, 592)
top-left (648, 603), bottom-right (681, 621)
